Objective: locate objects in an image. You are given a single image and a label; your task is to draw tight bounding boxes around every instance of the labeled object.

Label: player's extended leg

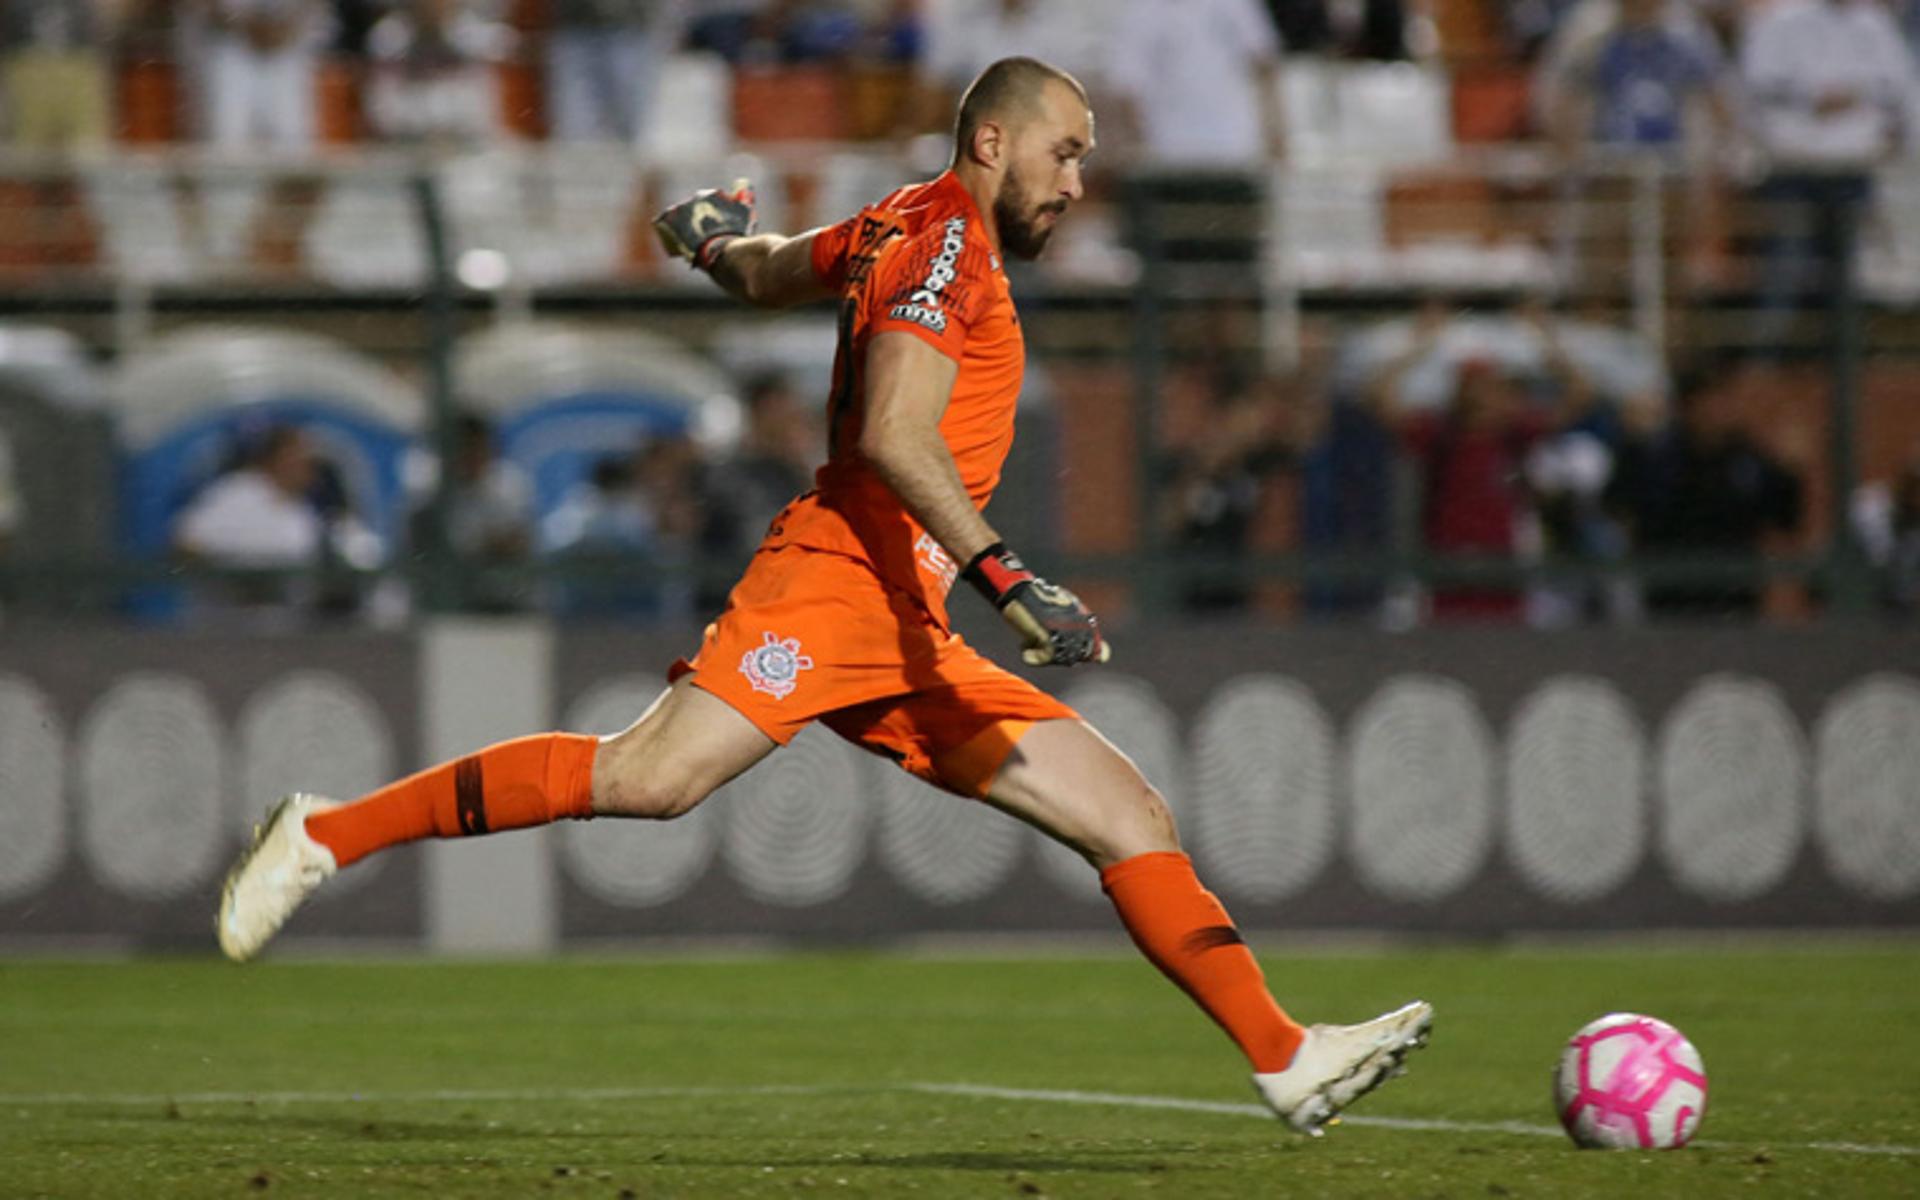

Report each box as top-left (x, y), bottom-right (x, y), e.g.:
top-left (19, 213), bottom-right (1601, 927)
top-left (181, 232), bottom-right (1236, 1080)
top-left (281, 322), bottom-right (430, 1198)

top-left (985, 718), bottom-right (1305, 1066)
top-left (217, 678), bottom-right (774, 961)
top-left (986, 718), bottom-right (1431, 1135)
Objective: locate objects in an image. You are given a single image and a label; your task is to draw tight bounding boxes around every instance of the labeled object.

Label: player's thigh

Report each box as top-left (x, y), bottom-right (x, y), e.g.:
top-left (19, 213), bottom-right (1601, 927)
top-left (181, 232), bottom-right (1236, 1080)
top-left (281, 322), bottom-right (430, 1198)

top-left (984, 718), bottom-right (1179, 870)
top-left (592, 676), bottom-right (777, 819)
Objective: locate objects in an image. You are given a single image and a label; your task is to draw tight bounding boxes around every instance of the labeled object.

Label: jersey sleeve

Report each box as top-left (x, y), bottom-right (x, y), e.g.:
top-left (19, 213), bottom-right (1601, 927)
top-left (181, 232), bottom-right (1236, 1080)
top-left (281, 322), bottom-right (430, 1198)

top-left (863, 216), bottom-right (993, 362)
top-left (809, 212), bottom-right (861, 293)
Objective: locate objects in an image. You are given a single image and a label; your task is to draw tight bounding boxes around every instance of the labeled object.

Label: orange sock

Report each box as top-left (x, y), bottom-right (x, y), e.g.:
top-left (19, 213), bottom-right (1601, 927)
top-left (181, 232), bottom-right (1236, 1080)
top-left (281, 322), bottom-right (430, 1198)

top-left (304, 733), bottom-right (598, 868)
top-left (1100, 851), bottom-right (1305, 1074)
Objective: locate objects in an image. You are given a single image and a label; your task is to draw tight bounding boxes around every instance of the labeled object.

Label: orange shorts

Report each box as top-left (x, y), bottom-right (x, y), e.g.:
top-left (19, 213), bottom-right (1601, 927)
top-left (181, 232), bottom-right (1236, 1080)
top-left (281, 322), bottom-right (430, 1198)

top-left (670, 544), bottom-right (1078, 797)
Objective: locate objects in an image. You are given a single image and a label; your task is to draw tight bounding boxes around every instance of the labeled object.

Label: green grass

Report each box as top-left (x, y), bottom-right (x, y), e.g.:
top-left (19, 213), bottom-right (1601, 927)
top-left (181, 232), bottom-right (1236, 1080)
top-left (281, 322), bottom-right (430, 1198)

top-left (3, 946), bottom-right (1918, 1198)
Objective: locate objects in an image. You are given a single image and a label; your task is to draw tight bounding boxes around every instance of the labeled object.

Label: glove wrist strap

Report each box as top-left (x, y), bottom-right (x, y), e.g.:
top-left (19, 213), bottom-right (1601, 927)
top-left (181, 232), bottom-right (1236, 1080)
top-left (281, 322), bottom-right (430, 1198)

top-left (962, 542), bottom-right (1034, 608)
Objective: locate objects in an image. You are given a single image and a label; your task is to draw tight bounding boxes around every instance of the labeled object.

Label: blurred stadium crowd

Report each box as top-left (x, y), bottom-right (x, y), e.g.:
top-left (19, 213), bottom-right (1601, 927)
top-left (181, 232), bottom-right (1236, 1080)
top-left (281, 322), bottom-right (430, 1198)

top-left (0, 0), bottom-right (1918, 628)
top-left (2, 0), bottom-right (1912, 158)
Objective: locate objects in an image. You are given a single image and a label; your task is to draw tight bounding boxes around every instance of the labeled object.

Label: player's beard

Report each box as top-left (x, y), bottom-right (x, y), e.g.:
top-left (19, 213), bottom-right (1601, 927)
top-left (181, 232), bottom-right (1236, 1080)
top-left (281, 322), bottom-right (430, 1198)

top-left (994, 165), bottom-right (1064, 261)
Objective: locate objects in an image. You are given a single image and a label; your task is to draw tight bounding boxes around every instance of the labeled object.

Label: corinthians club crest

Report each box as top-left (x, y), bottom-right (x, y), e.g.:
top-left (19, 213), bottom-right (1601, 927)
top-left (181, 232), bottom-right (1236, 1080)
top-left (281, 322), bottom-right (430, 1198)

top-left (740, 631), bottom-right (814, 700)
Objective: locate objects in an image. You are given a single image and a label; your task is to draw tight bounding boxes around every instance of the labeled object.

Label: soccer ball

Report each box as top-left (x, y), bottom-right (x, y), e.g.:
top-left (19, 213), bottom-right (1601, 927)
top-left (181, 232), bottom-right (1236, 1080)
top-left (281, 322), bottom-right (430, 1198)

top-left (1553, 1013), bottom-right (1708, 1150)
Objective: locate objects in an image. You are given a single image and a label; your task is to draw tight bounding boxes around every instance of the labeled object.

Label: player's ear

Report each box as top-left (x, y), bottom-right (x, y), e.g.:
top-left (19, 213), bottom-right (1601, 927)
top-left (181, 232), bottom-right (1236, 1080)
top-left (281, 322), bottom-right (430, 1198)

top-left (969, 119), bottom-right (1005, 169)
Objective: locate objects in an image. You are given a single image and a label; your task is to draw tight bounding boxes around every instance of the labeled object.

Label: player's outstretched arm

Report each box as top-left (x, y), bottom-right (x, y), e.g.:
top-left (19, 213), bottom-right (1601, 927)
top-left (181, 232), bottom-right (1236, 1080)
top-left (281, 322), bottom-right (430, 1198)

top-left (861, 332), bottom-right (1110, 667)
top-left (654, 179), bottom-right (833, 309)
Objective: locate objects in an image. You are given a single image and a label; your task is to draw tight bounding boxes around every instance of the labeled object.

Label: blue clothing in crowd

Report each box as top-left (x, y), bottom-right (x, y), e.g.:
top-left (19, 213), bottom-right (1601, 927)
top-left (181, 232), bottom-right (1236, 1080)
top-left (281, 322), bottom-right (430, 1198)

top-left (1590, 24), bottom-right (1721, 146)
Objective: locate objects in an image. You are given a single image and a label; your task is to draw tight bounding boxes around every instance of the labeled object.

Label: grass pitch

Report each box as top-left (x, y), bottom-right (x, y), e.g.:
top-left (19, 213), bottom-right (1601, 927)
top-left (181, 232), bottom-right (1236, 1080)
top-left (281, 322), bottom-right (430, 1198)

top-left (3, 944), bottom-right (1917, 1198)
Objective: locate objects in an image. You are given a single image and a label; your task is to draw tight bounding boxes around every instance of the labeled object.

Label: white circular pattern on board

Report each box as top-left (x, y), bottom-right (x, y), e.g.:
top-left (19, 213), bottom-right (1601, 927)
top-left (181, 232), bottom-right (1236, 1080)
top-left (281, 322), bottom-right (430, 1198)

top-left (237, 672), bottom-right (394, 893)
top-left (1188, 675), bottom-right (1336, 903)
top-left (1033, 675), bottom-right (1185, 901)
top-left (875, 758), bottom-right (1023, 905)
top-left (1657, 675), bottom-right (1806, 902)
top-left (78, 673), bottom-right (226, 901)
top-left (0, 675), bottom-right (67, 902)
top-left (724, 724), bottom-right (870, 907)
top-left (1814, 673), bottom-right (1920, 901)
top-left (557, 677), bottom-right (718, 908)
top-left (1505, 676), bottom-right (1646, 902)
top-left (1347, 674), bottom-right (1495, 902)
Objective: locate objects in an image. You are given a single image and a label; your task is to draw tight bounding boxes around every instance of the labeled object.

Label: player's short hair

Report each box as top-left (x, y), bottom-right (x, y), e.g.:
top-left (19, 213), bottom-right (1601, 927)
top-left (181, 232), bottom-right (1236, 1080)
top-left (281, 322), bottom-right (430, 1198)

top-left (953, 57), bottom-right (1088, 157)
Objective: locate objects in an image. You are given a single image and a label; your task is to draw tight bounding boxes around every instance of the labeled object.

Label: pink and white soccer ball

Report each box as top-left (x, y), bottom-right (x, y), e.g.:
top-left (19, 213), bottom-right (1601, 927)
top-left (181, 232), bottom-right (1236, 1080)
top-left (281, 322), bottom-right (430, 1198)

top-left (1553, 1013), bottom-right (1708, 1150)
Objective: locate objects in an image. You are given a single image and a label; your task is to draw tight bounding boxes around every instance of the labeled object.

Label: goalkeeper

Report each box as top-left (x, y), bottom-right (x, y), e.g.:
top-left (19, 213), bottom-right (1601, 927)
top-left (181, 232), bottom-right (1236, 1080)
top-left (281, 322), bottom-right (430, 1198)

top-left (217, 56), bottom-right (1429, 1134)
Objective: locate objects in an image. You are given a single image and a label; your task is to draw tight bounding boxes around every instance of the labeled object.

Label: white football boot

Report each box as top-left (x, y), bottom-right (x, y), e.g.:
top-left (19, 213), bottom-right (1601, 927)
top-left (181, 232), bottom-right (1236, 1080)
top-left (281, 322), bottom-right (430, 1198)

top-left (216, 793), bottom-right (341, 962)
top-left (1253, 1000), bottom-right (1434, 1135)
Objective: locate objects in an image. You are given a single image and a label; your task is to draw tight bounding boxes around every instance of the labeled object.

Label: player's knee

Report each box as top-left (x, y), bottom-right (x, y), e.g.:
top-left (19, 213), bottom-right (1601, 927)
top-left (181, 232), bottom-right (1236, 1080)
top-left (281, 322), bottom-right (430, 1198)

top-left (1128, 784), bottom-right (1180, 850)
top-left (1087, 780), bottom-right (1180, 867)
top-left (595, 765), bottom-right (710, 820)
top-left (590, 737), bottom-right (712, 820)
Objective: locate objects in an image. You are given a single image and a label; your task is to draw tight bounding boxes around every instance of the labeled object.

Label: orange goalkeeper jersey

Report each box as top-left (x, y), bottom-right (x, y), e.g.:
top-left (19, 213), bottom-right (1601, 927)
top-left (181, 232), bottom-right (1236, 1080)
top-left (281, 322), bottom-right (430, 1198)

top-left (757, 170), bottom-right (1024, 630)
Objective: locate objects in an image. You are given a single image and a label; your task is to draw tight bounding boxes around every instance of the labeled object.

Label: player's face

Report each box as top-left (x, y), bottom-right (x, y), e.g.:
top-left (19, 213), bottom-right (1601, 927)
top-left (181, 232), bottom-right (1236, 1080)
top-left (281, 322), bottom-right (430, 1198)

top-left (994, 81), bottom-right (1094, 261)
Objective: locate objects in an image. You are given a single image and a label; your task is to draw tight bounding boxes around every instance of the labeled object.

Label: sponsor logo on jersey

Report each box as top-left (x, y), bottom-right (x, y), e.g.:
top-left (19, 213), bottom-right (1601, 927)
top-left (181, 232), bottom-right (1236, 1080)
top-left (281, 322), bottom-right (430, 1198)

top-left (887, 301), bottom-right (948, 332)
top-left (914, 532), bottom-right (959, 593)
top-left (886, 217), bottom-right (968, 333)
top-left (908, 216), bottom-right (968, 310)
top-left (739, 631), bottom-right (815, 700)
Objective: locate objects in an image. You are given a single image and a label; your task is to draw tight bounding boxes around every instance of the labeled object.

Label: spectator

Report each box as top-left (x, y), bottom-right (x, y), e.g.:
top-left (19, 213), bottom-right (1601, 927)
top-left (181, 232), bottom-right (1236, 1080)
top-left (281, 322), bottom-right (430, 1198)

top-left (0, 0), bottom-right (122, 156)
top-left (1851, 448), bottom-right (1920, 614)
top-left (365, 0), bottom-right (512, 146)
top-left (1159, 365), bottom-right (1292, 615)
top-left (331, 0), bottom-right (382, 55)
top-left (171, 424), bottom-right (383, 620)
top-left (1538, 0), bottom-right (1733, 155)
top-left (1399, 357), bottom-right (1546, 622)
top-left (175, 425), bottom-right (323, 570)
top-left (1366, 300), bottom-right (1613, 622)
top-left (860, 0), bottom-right (921, 66)
top-left (544, 453), bottom-right (646, 554)
top-left (689, 0), bottom-right (863, 66)
top-left (1534, 0), bottom-right (1737, 294)
top-left (769, 0), bottom-right (865, 63)
top-left (542, 436), bottom-right (703, 620)
top-left (701, 372), bottom-right (815, 568)
top-left (1299, 386), bottom-right (1398, 618)
top-left (180, 0), bottom-right (330, 150)
top-left (1264, 0), bottom-right (1417, 59)
top-left (546, 0), bottom-right (686, 143)
top-left (917, 0), bottom-right (1104, 114)
top-left (412, 413), bottom-right (535, 612)
top-left (1740, 0), bottom-right (1920, 355)
top-left (1506, 0), bottom-right (1591, 60)
top-left (1524, 423), bottom-right (1626, 623)
top-left (1108, 0), bottom-right (1284, 305)
top-left (633, 433), bottom-right (705, 616)
top-left (1506, 298), bottom-right (1640, 624)
top-left (1605, 362), bottom-right (1803, 617)
top-left (1107, 0), bottom-right (1285, 166)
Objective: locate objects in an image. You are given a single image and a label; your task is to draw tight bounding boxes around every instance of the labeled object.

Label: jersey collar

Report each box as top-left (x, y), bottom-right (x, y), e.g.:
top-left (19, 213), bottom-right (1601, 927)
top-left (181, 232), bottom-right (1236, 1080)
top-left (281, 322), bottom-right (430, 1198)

top-left (930, 170), bottom-right (1004, 274)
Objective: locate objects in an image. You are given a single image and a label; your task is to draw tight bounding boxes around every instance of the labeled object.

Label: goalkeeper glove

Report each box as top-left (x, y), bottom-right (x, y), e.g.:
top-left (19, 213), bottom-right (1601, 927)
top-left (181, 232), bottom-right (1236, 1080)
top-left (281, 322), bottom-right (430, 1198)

top-left (654, 179), bottom-right (756, 271)
top-left (963, 542), bottom-right (1111, 668)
